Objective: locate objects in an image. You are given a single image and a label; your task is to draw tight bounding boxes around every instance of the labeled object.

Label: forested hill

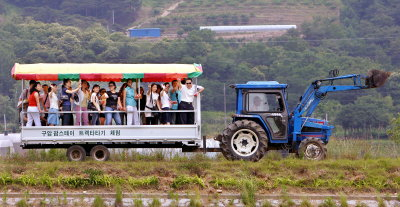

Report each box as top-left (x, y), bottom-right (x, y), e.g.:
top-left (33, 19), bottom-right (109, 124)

top-left (0, 0), bottom-right (400, 133)
top-left (2, 0), bottom-right (141, 29)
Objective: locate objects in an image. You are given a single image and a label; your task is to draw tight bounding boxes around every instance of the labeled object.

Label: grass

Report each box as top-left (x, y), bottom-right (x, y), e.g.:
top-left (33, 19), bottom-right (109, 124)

top-left (262, 200), bottom-right (273, 207)
top-left (300, 199), bottom-right (313, 207)
top-left (279, 191), bottom-right (295, 207)
top-left (241, 180), bottom-right (257, 207)
top-left (0, 157), bottom-right (397, 193)
top-left (319, 197), bottom-right (337, 207)
top-left (377, 197), bottom-right (386, 207)
top-left (133, 198), bottom-right (143, 207)
top-left (115, 185), bottom-right (123, 207)
top-left (93, 196), bottom-right (106, 207)
top-left (149, 198), bottom-right (161, 207)
top-left (339, 195), bottom-right (348, 207)
top-left (355, 202), bottom-right (368, 207)
top-left (0, 139), bottom-right (398, 194)
top-left (188, 191), bottom-right (202, 207)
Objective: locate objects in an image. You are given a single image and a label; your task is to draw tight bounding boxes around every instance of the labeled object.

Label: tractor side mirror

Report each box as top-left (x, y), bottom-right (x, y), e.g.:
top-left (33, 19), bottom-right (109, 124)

top-left (329, 69), bottom-right (339, 77)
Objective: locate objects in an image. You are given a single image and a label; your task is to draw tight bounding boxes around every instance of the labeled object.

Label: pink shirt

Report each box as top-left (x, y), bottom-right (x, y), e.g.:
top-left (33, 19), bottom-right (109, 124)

top-left (40, 93), bottom-right (50, 109)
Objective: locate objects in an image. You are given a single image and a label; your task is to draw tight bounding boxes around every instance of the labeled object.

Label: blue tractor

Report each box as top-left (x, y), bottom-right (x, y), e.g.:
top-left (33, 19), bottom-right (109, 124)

top-left (217, 70), bottom-right (391, 161)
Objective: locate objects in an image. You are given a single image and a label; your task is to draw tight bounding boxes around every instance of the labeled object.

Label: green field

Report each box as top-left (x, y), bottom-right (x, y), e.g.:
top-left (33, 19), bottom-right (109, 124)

top-left (0, 137), bottom-right (398, 194)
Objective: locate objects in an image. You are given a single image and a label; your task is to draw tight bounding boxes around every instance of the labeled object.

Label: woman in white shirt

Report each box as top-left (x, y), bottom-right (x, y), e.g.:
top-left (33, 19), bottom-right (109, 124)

top-left (47, 84), bottom-right (59, 126)
top-left (160, 82), bottom-right (172, 125)
top-left (145, 83), bottom-right (161, 125)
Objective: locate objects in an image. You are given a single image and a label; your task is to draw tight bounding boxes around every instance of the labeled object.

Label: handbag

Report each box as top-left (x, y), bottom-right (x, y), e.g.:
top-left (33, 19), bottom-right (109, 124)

top-left (88, 94), bottom-right (98, 111)
top-left (146, 92), bottom-right (159, 118)
top-left (87, 101), bottom-right (96, 111)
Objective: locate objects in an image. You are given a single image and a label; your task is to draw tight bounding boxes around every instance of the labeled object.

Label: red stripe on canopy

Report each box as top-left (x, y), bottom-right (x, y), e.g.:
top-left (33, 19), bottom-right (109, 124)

top-left (101, 74), bottom-right (123, 82)
top-left (14, 74), bottom-right (37, 80)
top-left (81, 73), bottom-right (123, 82)
top-left (142, 73), bottom-right (188, 82)
top-left (37, 74), bottom-right (58, 81)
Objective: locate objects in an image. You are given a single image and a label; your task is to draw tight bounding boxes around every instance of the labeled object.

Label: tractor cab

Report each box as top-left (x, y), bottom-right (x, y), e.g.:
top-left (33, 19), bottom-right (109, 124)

top-left (233, 81), bottom-right (289, 141)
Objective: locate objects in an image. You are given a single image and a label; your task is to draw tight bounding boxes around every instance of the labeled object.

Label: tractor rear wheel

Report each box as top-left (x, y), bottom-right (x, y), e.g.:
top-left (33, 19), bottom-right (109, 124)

top-left (220, 120), bottom-right (268, 161)
top-left (298, 138), bottom-right (327, 160)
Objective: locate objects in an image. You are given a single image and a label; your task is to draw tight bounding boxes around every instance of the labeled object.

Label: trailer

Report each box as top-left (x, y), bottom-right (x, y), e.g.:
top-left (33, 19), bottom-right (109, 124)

top-left (12, 63), bottom-right (210, 161)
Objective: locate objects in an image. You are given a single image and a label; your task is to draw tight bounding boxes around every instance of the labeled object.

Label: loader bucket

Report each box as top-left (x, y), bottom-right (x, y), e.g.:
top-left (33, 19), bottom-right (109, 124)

top-left (365, 69), bottom-right (391, 88)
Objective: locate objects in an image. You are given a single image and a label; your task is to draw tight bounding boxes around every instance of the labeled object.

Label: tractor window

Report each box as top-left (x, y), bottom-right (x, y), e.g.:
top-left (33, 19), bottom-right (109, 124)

top-left (247, 93), bottom-right (283, 112)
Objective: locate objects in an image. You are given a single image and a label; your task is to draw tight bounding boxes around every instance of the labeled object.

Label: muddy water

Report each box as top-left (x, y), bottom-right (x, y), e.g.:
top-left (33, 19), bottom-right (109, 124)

top-left (1, 193), bottom-right (399, 207)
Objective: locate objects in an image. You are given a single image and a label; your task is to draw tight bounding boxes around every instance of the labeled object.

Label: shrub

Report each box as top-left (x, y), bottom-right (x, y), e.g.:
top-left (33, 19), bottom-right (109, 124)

top-left (171, 175), bottom-right (205, 189)
top-left (127, 176), bottom-right (159, 188)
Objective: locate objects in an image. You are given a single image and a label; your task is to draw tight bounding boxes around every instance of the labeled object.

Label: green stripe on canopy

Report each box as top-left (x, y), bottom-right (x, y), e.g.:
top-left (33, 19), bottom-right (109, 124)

top-left (58, 74), bottom-right (80, 81)
top-left (188, 72), bottom-right (203, 78)
top-left (123, 73), bottom-right (145, 80)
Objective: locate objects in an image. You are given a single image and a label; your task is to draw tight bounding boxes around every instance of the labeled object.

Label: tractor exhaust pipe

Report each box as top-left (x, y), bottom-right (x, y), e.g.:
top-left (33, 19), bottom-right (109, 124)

top-left (365, 69), bottom-right (391, 88)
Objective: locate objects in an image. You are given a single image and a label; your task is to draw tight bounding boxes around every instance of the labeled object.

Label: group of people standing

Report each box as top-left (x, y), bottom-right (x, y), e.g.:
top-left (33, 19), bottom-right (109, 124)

top-left (18, 78), bottom-right (204, 127)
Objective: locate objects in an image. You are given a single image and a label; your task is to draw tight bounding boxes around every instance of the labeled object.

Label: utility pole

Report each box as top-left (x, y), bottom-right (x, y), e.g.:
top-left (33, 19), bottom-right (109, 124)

top-left (112, 10), bottom-right (115, 25)
top-left (224, 83), bottom-right (227, 126)
top-left (4, 114), bottom-right (8, 136)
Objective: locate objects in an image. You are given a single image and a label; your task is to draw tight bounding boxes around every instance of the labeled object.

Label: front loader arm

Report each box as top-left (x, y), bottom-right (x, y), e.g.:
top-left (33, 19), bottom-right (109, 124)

top-left (294, 74), bottom-right (367, 117)
top-left (290, 70), bottom-right (390, 143)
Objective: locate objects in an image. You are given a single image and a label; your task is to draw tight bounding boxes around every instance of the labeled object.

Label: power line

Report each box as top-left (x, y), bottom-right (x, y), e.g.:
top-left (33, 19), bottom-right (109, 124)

top-left (0, 35), bottom-right (399, 44)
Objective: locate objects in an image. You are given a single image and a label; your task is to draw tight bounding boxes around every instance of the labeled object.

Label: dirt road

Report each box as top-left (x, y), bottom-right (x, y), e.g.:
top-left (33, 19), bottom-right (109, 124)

top-left (132, 0), bottom-right (185, 29)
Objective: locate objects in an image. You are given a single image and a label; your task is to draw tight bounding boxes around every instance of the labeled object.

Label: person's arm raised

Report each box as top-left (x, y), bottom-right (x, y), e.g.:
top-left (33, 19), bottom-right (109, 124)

top-left (66, 80), bottom-right (81, 94)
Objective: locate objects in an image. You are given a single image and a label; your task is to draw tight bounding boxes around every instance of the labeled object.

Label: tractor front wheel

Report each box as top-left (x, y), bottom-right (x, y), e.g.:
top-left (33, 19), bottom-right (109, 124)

top-left (220, 120), bottom-right (268, 162)
top-left (298, 137), bottom-right (327, 160)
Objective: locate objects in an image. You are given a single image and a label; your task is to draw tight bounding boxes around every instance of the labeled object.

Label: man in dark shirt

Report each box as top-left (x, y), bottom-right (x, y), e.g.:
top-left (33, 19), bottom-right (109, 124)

top-left (60, 79), bottom-right (80, 126)
top-left (137, 87), bottom-right (146, 125)
top-left (104, 81), bottom-right (122, 125)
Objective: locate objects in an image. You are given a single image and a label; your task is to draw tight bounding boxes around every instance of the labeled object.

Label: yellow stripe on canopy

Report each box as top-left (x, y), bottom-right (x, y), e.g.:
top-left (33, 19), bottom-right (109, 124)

top-left (13, 63), bottom-right (201, 74)
top-left (11, 63), bottom-right (203, 82)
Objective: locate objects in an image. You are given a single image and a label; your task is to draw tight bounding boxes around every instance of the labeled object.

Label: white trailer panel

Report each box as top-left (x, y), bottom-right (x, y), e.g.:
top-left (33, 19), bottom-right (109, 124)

top-left (21, 125), bottom-right (200, 145)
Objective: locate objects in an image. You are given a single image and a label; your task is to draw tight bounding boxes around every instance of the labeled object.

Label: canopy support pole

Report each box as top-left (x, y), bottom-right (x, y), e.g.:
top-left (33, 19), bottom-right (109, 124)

top-left (137, 78), bottom-right (140, 125)
top-left (21, 80), bottom-right (25, 129)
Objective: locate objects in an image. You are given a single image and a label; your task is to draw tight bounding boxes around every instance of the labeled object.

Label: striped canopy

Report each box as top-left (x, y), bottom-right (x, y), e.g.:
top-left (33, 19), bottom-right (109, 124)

top-left (11, 63), bottom-right (203, 82)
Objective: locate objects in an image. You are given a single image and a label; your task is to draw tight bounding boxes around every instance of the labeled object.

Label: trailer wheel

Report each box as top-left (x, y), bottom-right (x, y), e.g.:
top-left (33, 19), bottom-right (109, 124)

top-left (221, 120), bottom-right (268, 162)
top-left (298, 138), bottom-right (327, 160)
top-left (67, 145), bottom-right (86, 161)
top-left (90, 145), bottom-right (110, 161)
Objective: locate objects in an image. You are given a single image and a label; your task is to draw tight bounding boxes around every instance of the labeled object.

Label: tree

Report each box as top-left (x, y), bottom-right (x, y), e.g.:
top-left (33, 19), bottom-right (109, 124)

top-left (387, 114), bottom-right (400, 144)
top-left (336, 95), bottom-right (394, 129)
